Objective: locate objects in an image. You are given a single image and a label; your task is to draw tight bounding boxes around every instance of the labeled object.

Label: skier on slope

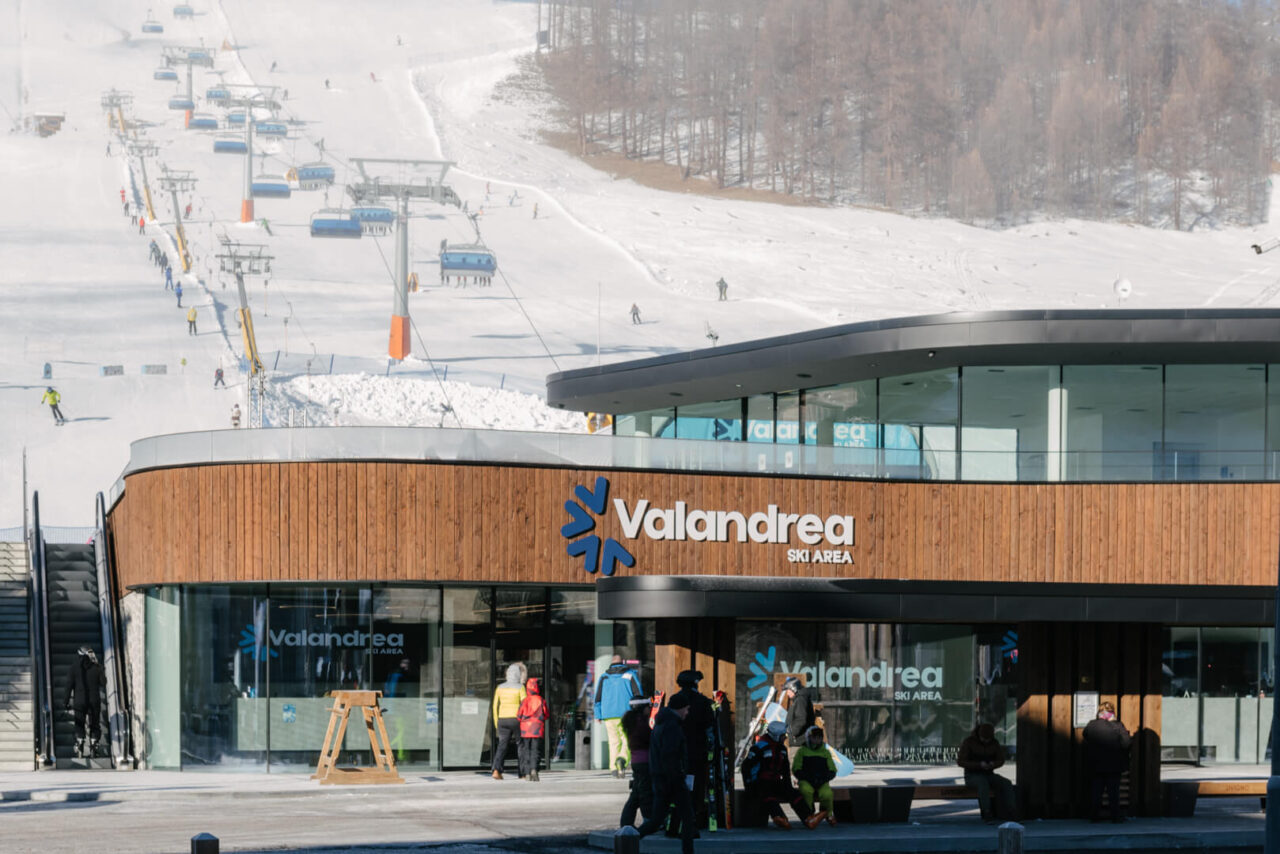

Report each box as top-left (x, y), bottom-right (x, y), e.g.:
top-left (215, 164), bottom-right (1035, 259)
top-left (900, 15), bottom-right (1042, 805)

top-left (42, 387), bottom-right (66, 425)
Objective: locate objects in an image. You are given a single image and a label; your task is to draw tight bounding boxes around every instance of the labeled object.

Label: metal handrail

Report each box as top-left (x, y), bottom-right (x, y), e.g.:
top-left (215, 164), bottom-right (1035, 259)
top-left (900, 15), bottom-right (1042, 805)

top-left (30, 493), bottom-right (53, 766)
top-left (94, 492), bottom-right (132, 768)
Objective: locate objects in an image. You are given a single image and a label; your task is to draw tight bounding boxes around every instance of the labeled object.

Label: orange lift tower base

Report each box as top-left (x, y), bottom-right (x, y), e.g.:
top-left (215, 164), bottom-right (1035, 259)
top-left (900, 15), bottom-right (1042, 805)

top-left (389, 316), bottom-right (410, 361)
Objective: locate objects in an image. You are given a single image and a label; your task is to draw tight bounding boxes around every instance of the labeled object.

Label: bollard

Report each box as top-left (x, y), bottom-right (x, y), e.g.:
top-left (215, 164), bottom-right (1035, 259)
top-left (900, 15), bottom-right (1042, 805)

top-left (613, 825), bottom-right (640, 854)
top-left (191, 832), bottom-right (219, 854)
top-left (997, 821), bottom-right (1024, 854)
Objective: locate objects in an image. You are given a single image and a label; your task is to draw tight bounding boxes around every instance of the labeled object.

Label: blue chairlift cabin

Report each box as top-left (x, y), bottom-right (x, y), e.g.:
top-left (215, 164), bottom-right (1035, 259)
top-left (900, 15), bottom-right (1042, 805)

top-left (309, 209), bottom-right (363, 239)
top-left (206, 87), bottom-right (230, 104)
top-left (188, 112), bottom-right (218, 130)
top-left (187, 50), bottom-right (214, 68)
top-left (141, 18), bottom-right (164, 34)
top-left (250, 174), bottom-right (291, 199)
top-left (351, 206), bottom-right (394, 236)
top-left (440, 243), bottom-right (498, 286)
top-left (255, 120), bottom-right (288, 137)
top-left (154, 67), bottom-right (179, 81)
top-left (168, 96), bottom-right (196, 111)
top-left (213, 134), bottom-right (246, 154)
top-left (295, 163), bottom-right (335, 190)
top-left (226, 110), bottom-right (245, 125)
top-left (173, 4), bottom-right (194, 17)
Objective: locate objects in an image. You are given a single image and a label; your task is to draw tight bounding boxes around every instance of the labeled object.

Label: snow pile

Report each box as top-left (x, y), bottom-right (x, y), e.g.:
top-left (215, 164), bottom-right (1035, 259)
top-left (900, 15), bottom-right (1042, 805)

top-left (266, 374), bottom-right (587, 433)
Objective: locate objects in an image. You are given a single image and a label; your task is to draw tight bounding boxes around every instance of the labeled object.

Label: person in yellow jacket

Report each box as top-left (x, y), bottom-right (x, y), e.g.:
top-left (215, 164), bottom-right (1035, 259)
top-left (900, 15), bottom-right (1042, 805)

top-left (42, 387), bottom-right (66, 425)
top-left (187, 306), bottom-right (198, 335)
top-left (491, 663), bottom-right (526, 779)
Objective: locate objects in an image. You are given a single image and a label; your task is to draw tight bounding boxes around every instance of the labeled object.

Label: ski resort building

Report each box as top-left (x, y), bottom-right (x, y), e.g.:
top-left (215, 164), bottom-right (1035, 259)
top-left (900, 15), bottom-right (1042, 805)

top-left (22, 308), bottom-right (1280, 818)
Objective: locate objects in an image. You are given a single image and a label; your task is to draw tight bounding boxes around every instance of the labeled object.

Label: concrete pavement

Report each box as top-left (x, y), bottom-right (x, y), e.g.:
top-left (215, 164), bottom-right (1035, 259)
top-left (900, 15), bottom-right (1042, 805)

top-left (0, 767), bottom-right (1267, 853)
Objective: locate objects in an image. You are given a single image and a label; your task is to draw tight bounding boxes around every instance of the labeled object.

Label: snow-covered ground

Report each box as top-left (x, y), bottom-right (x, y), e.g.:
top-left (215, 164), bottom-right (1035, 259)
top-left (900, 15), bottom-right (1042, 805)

top-left (2, 0), bottom-right (1279, 526)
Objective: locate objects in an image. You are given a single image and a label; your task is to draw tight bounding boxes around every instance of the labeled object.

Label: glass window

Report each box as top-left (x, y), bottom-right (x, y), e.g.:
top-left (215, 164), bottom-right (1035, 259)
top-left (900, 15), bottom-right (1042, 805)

top-left (776, 392), bottom-right (801, 445)
top-left (1200, 627), bottom-right (1261, 763)
top-left (961, 367), bottom-right (1055, 481)
top-left (1268, 366), bottom-right (1280, 477)
top-left (373, 587), bottom-right (440, 769)
top-left (1161, 627), bottom-right (1199, 762)
top-left (746, 394), bottom-right (775, 443)
top-left (180, 585), bottom-right (269, 770)
top-left (614, 408), bottom-right (674, 438)
top-left (804, 381), bottom-right (877, 475)
top-left (675, 399), bottom-right (743, 441)
top-left (1164, 365), bottom-right (1265, 480)
top-left (735, 620), bottom-right (1008, 765)
top-left (879, 369), bottom-right (958, 479)
top-left (267, 587), bottom-right (372, 769)
top-left (442, 587), bottom-right (492, 768)
top-left (145, 587), bottom-right (181, 769)
top-left (1063, 365), bottom-right (1161, 480)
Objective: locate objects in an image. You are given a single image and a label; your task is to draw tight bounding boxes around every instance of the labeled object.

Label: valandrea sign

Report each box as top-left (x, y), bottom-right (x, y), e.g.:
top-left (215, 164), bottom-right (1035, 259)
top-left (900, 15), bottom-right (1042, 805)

top-left (562, 476), bottom-right (856, 576)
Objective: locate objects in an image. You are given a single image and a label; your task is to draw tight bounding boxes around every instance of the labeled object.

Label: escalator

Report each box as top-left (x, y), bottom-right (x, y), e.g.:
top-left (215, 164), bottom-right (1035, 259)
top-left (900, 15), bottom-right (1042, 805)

top-left (29, 492), bottom-right (132, 769)
top-left (44, 542), bottom-right (110, 768)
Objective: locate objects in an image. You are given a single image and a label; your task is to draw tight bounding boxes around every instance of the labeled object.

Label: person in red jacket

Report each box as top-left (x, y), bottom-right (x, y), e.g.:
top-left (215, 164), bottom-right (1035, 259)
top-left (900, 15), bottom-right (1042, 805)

top-left (517, 677), bottom-right (549, 782)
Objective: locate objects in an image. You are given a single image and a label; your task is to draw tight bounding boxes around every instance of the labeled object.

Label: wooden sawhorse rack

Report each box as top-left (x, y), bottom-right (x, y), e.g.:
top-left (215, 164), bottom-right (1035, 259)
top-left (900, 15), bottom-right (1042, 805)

top-left (312, 689), bottom-right (404, 785)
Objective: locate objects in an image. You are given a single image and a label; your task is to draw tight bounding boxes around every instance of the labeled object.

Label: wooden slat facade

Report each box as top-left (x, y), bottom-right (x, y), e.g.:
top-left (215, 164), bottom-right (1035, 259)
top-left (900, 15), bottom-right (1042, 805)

top-left (108, 462), bottom-right (1280, 591)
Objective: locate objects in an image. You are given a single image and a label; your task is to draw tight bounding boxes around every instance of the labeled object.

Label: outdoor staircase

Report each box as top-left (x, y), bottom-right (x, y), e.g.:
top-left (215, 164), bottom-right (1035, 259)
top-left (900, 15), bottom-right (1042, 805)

top-left (0, 541), bottom-right (33, 771)
top-left (45, 543), bottom-right (111, 769)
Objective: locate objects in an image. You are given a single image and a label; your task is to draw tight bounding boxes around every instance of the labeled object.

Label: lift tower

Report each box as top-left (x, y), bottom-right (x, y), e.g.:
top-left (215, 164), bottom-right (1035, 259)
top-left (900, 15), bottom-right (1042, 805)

top-left (215, 236), bottom-right (272, 381)
top-left (346, 158), bottom-right (461, 360)
top-left (157, 165), bottom-right (197, 273)
top-left (161, 46), bottom-right (215, 128)
top-left (126, 140), bottom-right (159, 223)
top-left (99, 89), bottom-right (132, 137)
top-left (221, 85), bottom-right (280, 224)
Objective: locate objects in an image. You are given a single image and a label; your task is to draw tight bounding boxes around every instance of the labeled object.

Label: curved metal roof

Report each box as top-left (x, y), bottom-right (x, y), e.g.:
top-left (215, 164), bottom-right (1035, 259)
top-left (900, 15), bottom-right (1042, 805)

top-left (545, 308), bottom-right (1280, 413)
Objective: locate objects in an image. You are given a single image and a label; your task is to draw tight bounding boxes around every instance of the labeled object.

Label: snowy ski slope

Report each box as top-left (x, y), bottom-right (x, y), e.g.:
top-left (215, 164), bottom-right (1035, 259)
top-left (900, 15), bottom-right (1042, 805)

top-left (2, 0), bottom-right (1279, 526)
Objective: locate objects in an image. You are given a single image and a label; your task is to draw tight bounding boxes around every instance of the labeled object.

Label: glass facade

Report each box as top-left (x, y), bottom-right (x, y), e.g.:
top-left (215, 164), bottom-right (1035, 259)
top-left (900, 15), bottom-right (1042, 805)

top-left (1161, 626), bottom-right (1274, 765)
top-left (616, 363), bottom-right (1280, 482)
top-left (736, 621), bottom-right (1018, 765)
top-left (144, 584), bottom-right (651, 772)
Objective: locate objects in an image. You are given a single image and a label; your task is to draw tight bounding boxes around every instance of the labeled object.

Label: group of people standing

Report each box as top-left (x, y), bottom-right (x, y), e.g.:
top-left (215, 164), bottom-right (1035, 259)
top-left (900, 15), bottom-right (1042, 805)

top-left (490, 663), bottom-right (549, 782)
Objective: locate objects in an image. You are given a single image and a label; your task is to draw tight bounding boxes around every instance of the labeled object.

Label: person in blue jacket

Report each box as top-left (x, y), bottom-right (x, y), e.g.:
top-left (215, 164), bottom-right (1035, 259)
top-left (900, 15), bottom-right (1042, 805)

top-left (594, 653), bottom-right (642, 776)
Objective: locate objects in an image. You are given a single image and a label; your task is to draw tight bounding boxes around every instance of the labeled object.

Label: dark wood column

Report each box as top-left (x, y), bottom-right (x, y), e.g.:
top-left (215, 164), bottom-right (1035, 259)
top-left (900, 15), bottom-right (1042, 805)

top-left (1016, 622), bottom-right (1163, 818)
top-left (654, 618), bottom-right (736, 711)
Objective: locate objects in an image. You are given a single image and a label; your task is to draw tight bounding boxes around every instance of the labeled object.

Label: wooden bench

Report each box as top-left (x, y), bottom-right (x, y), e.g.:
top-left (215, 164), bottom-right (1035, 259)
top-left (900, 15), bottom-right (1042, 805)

top-left (1163, 779), bottom-right (1265, 816)
top-left (735, 783), bottom-right (985, 825)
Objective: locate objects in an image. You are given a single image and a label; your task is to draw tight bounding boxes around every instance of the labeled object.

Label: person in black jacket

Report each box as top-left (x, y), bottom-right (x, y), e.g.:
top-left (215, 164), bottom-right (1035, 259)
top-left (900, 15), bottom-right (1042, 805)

top-left (64, 647), bottom-right (105, 758)
top-left (636, 694), bottom-right (697, 854)
top-left (669, 669), bottom-right (715, 831)
top-left (782, 676), bottom-right (820, 760)
top-left (1083, 701), bottom-right (1132, 823)
top-left (619, 697), bottom-right (654, 827)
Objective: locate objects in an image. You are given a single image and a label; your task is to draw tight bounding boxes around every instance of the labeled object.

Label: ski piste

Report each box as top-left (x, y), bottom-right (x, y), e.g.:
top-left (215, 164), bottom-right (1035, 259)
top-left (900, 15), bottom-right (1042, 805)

top-left (735, 685), bottom-right (775, 767)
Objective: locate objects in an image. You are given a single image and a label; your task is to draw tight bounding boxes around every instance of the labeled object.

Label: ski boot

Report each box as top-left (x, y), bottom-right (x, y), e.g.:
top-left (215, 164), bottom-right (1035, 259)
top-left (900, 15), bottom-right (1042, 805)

top-left (73, 737), bottom-right (86, 758)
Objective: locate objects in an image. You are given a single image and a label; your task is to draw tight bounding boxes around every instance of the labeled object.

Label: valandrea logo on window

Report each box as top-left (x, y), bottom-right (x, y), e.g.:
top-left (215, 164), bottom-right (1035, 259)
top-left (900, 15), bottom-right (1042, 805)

top-left (562, 476), bottom-right (856, 573)
top-left (239, 623), bottom-right (405, 657)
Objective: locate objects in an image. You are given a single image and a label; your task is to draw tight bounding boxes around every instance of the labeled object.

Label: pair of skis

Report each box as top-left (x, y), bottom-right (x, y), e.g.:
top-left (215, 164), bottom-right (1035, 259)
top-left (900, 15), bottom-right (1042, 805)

top-left (710, 691), bottom-right (733, 830)
top-left (734, 685), bottom-right (775, 768)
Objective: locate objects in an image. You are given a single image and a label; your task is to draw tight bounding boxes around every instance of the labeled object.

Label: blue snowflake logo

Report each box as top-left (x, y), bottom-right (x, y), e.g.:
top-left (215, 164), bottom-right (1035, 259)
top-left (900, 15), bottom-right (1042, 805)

top-left (561, 476), bottom-right (635, 576)
top-left (745, 646), bottom-right (778, 701)
top-left (239, 623), bottom-right (277, 661)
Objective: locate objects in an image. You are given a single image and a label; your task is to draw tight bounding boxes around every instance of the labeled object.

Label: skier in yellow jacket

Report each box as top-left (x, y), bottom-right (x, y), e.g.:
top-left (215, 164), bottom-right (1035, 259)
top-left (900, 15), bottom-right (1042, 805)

top-left (42, 387), bottom-right (66, 425)
top-left (491, 663), bottom-right (526, 779)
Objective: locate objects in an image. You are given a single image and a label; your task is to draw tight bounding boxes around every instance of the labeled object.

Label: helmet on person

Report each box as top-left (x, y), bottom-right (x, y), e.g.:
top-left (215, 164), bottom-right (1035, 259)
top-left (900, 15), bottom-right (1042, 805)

top-left (47, 387), bottom-right (54, 393)
top-left (766, 720), bottom-right (787, 740)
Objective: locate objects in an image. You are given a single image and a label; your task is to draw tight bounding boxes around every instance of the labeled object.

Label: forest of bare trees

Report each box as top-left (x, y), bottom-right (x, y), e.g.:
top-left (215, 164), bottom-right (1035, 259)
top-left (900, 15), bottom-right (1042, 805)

top-left (536, 0), bottom-right (1279, 229)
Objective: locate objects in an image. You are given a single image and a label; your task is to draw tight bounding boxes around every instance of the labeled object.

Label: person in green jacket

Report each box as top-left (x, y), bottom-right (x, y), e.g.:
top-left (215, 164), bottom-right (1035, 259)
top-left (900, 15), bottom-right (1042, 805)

top-left (491, 663), bottom-right (526, 779)
top-left (792, 726), bottom-right (837, 828)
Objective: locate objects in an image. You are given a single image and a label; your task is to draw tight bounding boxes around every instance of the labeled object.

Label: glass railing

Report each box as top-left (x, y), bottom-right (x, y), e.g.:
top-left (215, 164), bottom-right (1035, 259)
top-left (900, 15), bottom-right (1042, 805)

top-left (113, 428), bottom-right (1280, 505)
